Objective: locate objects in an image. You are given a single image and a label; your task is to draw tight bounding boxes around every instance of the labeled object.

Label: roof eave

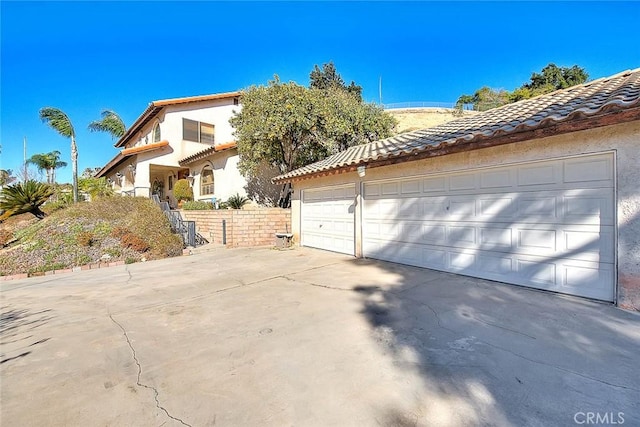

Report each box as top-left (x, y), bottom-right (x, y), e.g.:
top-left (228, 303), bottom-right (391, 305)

top-left (273, 106), bottom-right (640, 184)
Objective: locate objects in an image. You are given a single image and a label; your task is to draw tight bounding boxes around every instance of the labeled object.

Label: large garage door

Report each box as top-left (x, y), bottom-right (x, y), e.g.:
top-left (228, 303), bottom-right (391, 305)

top-left (301, 185), bottom-right (356, 255)
top-left (363, 153), bottom-right (615, 301)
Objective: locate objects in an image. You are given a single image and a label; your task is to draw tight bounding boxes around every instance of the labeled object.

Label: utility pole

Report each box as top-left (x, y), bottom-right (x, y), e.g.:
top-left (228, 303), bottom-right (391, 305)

top-left (379, 76), bottom-right (383, 106)
top-left (23, 136), bottom-right (27, 183)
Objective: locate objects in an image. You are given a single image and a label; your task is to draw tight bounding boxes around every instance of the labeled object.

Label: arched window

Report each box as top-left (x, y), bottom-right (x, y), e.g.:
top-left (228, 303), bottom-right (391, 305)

top-left (153, 122), bottom-right (161, 143)
top-left (201, 166), bottom-right (214, 195)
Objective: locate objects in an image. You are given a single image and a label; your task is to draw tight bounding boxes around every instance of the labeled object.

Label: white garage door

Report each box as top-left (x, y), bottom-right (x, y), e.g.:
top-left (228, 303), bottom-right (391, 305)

top-left (363, 153), bottom-right (615, 301)
top-left (301, 185), bottom-right (356, 255)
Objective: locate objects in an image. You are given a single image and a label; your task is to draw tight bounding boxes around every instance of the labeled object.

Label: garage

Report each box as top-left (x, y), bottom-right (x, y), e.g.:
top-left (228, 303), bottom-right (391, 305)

top-left (278, 69), bottom-right (640, 309)
top-left (300, 185), bottom-right (355, 255)
top-left (362, 154), bottom-right (615, 301)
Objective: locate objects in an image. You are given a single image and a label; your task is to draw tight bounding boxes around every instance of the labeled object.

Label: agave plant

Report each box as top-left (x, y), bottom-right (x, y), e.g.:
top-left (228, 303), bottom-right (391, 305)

top-left (226, 193), bottom-right (250, 209)
top-left (0, 180), bottom-right (54, 220)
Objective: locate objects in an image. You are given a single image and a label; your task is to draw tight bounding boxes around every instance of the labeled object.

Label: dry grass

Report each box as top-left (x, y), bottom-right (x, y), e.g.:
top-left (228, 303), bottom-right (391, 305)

top-left (0, 197), bottom-right (183, 276)
top-left (388, 107), bottom-right (478, 134)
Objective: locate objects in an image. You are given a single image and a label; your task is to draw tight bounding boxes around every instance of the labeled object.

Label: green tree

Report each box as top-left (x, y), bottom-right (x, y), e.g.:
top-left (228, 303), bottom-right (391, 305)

top-left (88, 110), bottom-right (126, 139)
top-left (0, 180), bottom-right (54, 220)
top-left (456, 64), bottom-right (589, 111)
top-left (231, 77), bottom-right (395, 207)
top-left (79, 177), bottom-right (114, 199)
top-left (39, 107), bottom-right (79, 202)
top-left (310, 61), bottom-right (363, 101)
top-left (526, 63), bottom-right (589, 92)
top-left (26, 151), bottom-right (67, 184)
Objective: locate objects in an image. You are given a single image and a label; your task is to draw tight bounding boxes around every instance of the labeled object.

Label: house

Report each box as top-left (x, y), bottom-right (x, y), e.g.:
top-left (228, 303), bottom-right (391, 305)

top-left (274, 68), bottom-right (640, 310)
top-left (96, 92), bottom-right (247, 207)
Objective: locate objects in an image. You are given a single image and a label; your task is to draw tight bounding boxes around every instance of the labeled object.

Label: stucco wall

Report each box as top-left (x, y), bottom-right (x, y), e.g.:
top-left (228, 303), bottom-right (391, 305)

top-left (187, 149), bottom-right (248, 202)
top-left (291, 120), bottom-right (640, 310)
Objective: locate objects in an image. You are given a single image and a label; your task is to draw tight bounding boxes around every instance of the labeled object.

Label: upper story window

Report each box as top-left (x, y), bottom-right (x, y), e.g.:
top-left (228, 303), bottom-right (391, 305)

top-left (201, 166), bottom-right (214, 195)
top-left (183, 118), bottom-right (215, 144)
top-left (153, 122), bottom-right (161, 143)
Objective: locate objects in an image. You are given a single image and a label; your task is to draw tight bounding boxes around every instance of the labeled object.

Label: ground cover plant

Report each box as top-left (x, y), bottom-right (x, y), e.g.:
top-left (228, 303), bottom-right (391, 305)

top-left (0, 197), bottom-right (183, 276)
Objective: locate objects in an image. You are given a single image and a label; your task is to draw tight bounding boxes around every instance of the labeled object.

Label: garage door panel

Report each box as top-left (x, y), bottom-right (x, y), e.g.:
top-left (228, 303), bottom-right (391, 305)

top-left (362, 153), bottom-right (614, 301)
top-left (301, 185), bottom-right (355, 255)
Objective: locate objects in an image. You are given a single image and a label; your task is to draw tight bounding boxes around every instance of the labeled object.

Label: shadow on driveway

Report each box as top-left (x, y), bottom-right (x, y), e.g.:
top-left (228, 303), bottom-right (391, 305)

top-left (349, 257), bottom-right (640, 426)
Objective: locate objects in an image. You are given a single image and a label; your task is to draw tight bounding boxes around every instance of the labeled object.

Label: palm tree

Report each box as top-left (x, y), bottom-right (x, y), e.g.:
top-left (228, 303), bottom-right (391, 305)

top-left (88, 110), bottom-right (126, 139)
top-left (0, 180), bottom-right (54, 220)
top-left (26, 151), bottom-right (67, 184)
top-left (39, 107), bottom-right (78, 202)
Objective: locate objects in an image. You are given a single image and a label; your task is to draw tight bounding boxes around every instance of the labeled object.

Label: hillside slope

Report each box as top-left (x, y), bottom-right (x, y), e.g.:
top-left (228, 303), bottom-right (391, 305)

top-left (0, 197), bottom-right (183, 276)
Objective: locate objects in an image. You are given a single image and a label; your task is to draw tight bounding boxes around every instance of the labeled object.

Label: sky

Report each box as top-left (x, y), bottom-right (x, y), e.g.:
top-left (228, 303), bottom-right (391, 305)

top-left (1, 1), bottom-right (639, 184)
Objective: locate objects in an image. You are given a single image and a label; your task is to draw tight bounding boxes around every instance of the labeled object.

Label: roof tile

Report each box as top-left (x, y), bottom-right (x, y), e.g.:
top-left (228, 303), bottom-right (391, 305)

top-left (275, 68), bottom-right (640, 182)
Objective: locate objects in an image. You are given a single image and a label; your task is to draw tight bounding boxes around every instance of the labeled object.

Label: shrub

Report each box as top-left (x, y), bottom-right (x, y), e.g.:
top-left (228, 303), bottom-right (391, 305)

top-left (182, 200), bottom-right (214, 210)
top-left (76, 231), bottom-right (94, 247)
top-left (226, 193), bottom-right (250, 209)
top-left (173, 179), bottom-right (193, 202)
top-left (110, 226), bottom-right (130, 239)
top-left (120, 232), bottom-right (150, 252)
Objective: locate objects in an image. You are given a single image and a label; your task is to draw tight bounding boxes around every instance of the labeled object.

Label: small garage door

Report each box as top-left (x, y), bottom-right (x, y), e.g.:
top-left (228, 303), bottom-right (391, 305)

top-left (363, 153), bottom-right (615, 301)
top-left (301, 185), bottom-right (356, 255)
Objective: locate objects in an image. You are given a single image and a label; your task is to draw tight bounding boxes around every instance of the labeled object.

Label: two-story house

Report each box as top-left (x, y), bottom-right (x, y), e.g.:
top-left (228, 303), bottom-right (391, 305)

top-left (96, 92), bottom-right (247, 207)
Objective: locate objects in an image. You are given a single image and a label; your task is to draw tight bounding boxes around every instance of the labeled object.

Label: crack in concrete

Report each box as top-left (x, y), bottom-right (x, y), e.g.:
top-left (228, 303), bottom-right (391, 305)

top-left (108, 313), bottom-right (193, 427)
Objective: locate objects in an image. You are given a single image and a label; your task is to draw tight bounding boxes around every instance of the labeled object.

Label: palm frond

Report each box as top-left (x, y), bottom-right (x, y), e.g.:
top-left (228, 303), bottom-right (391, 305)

top-left (0, 180), bottom-right (54, 219)
top-left (88, 109), bottom-right (126, 138)
top-left (39, 107), bottom-right (75, 138)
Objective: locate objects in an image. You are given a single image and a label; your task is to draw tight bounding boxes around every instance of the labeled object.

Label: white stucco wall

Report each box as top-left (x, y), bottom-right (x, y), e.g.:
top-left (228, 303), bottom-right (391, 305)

top-left (188, 149), bottom-right (247, 202)
top-left (291, 121), bottom-right (640, 309)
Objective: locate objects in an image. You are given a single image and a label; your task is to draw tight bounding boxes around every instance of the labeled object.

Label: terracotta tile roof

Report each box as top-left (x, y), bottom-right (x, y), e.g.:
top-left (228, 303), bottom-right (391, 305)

top-left (120, 140), bottom-right (169, 156)
top-left (179, 142), bottom-right (238, 165)
top-left (274, 68), bottom-right (640, 183)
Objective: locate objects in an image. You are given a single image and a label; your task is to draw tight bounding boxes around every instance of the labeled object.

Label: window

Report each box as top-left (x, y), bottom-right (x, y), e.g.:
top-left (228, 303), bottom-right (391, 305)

top-left (201, 166), bottom-right (214, 195)
top-left (183, 118), bottom-right (215, 144)
top-left (153, 122), bottom-right (161, 143)
top-left (168, 174), bottom-right (174, 191)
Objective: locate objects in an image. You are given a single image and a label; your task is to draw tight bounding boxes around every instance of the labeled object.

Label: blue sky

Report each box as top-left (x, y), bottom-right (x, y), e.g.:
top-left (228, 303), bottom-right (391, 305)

top-left (1, 1), bottom-right (638, 184)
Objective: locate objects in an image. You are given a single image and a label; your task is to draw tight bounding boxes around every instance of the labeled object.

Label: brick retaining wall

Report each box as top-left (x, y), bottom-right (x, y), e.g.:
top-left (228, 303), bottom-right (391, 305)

top-left (182, 208), bottom-right (291, 247)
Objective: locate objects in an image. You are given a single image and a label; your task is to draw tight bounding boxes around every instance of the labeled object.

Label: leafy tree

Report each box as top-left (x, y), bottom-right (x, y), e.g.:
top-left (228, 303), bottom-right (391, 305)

top-left (79, 177), bottom-right (114, 199)
top-left (0, 180), bottom-right (54, 220)
top-left (310, 61), bottom-right (363, 101)
top-left (232, 77), bottom-right (395, 176)
top-left (0, 169), bottom-right (16, 187)
top-left (26, 151), bottom-right (67, 184)
top-left (88, 110), bottom-right (126, 139)
top-left (456, 63), bottom-right (589, 111)
top-left (40, 107), bottom-right (79, 203)
top-left (526, 63), bottom-right (588, 92)
top-left (231, 76), bottom-right (395, 207)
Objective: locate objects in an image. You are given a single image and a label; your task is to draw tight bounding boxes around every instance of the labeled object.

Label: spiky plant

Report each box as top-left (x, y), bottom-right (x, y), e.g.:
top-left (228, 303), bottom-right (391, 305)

top-left (0, 180), bottom-right (54, 220)
top-left (88, 110), bottom-right (126, 139)
top-left (226, 193), bottom-right (250, 209)
top-left (40, 107), bottom-right (77, 202)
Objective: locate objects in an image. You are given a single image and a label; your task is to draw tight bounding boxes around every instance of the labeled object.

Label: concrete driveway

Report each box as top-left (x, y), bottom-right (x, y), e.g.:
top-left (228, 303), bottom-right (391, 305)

top-left (1, 247), bottom-right (639, 426)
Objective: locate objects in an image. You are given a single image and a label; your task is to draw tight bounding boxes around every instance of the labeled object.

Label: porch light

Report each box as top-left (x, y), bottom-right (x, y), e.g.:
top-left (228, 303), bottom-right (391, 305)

top-left (357, 165), bottom-right (366, 178)
top-left (128, 164), bottom-right (136, 177)
top-left (186, 171), bottom-right (195, 185)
